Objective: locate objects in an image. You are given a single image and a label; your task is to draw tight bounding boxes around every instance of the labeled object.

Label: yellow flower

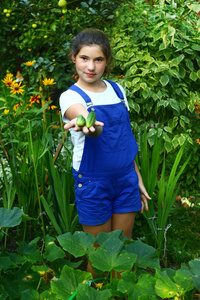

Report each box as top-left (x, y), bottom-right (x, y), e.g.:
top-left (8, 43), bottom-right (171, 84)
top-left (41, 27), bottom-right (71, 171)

top-left (10, 82), bottom-right (25, 95)
top-left (95, 282), bottom-right (103, 289)
top-left (5, 73), bottom-right (14, 79)
top-left (23, 60), bottom-right (35, 66)
top-left (2, 74), bottom-right (14, 86)
top-left (48, 105), bottom-right (57, 110)
top-left (42, 78), bottom-right (56, 86)
top-left (4, 109), bottom-right (10, 114)
top-left (196, 138), bottom-right (200, 145)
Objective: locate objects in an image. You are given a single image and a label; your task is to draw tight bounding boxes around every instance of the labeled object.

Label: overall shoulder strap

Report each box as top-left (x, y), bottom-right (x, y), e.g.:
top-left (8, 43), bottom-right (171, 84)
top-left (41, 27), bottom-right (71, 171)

top-left (68, 84), bottom-right (93, 106)
top-left (106, 80), bottom-right (124, 100)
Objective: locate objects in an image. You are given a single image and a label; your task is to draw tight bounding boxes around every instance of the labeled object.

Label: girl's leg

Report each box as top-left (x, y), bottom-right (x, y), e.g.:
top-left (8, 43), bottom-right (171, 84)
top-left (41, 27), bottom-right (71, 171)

top-left (111, 212), bottom-right (136, 281)
top-left (82, 219), bottom-right (112, 278)
top-left (111, 212), bottom-right (136, 239)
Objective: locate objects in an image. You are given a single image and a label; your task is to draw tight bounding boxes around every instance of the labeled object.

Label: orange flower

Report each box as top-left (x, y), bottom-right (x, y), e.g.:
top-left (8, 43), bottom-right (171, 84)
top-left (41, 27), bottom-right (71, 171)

top-left (115, 75), bottom-right (125, 79)
top-left (73, 74), bottom-right (79, 81)
top-left (29, 94), bottom-right (41, 104)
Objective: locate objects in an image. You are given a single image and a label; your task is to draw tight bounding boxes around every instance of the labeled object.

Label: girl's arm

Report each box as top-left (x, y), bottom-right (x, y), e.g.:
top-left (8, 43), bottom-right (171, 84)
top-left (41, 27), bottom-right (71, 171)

top-left (63, 103), bottom-right (104, 137)
top-left (134, 160), bottom-right (151, 213)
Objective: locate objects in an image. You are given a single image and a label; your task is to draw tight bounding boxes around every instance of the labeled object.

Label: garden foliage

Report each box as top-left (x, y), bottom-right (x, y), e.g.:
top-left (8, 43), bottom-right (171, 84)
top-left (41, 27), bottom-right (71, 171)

top-left (0, 1), bottom-right (200, 298)
top-left (0, 228), bottom-right (200, 299)
top-left (110, 0), bottom-right (200, 190)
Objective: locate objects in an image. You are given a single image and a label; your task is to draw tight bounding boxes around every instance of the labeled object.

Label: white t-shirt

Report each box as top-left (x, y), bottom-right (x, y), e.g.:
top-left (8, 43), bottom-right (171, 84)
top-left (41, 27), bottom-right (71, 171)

top-left (59, 80), bottom-right (129, 170)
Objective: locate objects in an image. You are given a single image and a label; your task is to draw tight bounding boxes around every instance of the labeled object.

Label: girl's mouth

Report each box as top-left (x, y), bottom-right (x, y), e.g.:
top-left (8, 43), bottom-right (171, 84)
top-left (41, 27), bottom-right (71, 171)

top-left (85, 73), bottom-right (96, 77)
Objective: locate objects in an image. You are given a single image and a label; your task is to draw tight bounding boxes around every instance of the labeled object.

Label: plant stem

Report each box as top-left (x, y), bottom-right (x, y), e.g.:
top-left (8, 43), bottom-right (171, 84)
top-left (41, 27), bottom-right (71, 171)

top-left (28, 120), bottom-right (45, 238)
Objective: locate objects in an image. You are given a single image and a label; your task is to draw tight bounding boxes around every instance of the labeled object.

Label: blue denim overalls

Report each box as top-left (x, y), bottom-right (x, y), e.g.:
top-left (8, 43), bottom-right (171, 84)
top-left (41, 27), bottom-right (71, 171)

top-left (69, 80), bottom-right (141, 225)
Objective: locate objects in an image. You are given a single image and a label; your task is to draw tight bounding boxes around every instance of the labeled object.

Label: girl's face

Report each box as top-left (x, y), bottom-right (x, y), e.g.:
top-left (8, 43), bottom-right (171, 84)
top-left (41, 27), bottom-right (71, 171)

top-left (72, 45), bottom-right (107, 89)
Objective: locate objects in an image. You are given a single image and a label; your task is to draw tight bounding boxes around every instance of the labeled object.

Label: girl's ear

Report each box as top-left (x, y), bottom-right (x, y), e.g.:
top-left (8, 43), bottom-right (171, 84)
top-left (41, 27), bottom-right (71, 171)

top-left (72, 53), bottom-right (76, 63)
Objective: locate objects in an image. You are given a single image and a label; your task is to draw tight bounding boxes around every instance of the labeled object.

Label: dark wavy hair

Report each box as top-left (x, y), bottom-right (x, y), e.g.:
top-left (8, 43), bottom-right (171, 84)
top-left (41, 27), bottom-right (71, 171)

top-left (71, 28), bottom-right (112, 76)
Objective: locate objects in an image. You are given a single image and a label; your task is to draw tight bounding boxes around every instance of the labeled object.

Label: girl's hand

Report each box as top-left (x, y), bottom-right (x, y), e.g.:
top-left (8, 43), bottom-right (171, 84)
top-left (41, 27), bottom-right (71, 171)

top-left (139, 184), bottom-right (151, 214)
top-left (64, 118), bottom-right (104, 136)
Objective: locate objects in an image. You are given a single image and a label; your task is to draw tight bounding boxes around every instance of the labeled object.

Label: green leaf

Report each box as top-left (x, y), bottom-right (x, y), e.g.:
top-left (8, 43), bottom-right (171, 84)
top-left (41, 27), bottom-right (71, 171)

top-left (155, 270), bottom-right (180, 298)
top-left (191, 44), bottom-right (200, 51)
top-left (163, 126), bottom-right (172, 133)
top-left (0, 256), bottom-right (17, 270)
top-left (128, 101), bottom-right (140, 113)
top-left (189, 259), bottom-right (200, 290)
top-left (95, 230), bottom-right (127, 245)
top-left (160, 75), bottom-right (169, 86)
top-left (126, 240), bottom-right (160, 269)
top-left (76, 284), bottom-right (111, 300)
top-left (17, 241), bottom-right (43, 262)
top-left (118, 272), bottom-right (156, 299)
top-left (51, 265), bottom-right (92, 300)
top-left (157, 100), bottom-right (169, 108)
top-left (132, 77), bottom-right (140, 85)
top-left (0, 207), bottom-right (23, 228)
top-left (174, 266), bottom-right (195, 291)
top-left (164, 140), bottom-right (173, 152)
top-left (90, 237), bottom-right (137, 272)
top-left (0, 285), bottom-right (9, 300)
top-left (168, 98), bottom-right (179, 113)
top-left (21, 289), bottom-right (39, 300)
top-left (190, 71), bottom-right (198, 81)
top-left (126, 65), bottom-right (138, 77)
top-left (188, 4), bottom-right (200, 13)
top-left (43, 243), bottom-right (65, 262)
top-left (57, 231), bottom-right (95, 257)
top-left (186, 59), bottom-right (194, 71)
top-left (40, 290), bottom-right (58, 300)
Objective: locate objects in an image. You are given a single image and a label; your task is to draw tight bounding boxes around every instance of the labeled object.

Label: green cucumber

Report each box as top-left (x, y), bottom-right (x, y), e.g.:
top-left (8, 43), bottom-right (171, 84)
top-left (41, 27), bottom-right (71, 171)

top-left (76, 115), bottom-right (86, 127)
top-left (86, 111), bottom-right (96, 128)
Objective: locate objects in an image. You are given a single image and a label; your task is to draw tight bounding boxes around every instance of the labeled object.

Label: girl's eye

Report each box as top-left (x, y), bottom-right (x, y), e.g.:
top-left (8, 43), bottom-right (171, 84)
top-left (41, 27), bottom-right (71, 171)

top-left (96, 58), bottom-right (103, 62)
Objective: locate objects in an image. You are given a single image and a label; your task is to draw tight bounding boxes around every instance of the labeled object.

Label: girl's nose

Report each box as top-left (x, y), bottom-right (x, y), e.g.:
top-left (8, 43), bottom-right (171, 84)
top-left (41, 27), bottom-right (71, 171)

top-left (87, 60), bottom-right (95, 70)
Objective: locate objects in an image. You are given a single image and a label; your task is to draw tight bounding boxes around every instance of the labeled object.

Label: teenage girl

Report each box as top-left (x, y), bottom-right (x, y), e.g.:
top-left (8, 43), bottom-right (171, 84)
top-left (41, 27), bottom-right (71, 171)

top-left (60, 28), bottom-right (151, 270)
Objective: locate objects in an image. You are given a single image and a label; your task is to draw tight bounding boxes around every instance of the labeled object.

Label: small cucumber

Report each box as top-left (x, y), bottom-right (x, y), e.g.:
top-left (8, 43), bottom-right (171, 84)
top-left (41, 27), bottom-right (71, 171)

top-left (86, 111), bottom-right (96, 128)
top-left (76, 115), bottom-right (86, 127)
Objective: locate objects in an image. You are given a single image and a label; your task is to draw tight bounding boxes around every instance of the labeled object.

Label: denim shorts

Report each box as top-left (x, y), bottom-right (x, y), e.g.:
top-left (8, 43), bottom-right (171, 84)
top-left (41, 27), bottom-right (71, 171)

top-left (73, 165), bottom-right (142, 226)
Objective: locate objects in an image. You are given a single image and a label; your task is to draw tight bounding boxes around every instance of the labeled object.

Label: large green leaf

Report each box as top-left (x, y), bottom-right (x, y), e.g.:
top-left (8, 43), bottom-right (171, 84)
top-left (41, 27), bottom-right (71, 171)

top-left (21, 289), bottom-right (39, 300)
top-left (95, 229), bottom-right (127, 245)
top-left (0, 256), bottom-right (17, 270)
top-left (189, 259), bottom-right (200, 290)
top-left (90, 237), bottom-right (137, 272)
top-left (76, 283), bottom-right (111, 300)
top-left (126, 240), bottom-right (160, 270)
top-left (174, 266), bottom-right (195, 291)
top-left (51, 265), bottom-right (92, 300)
top-left (40, 290), bottom-right (58, 300)
top-left (43, 242), bottom-right (65, 262)
top-left (0, 207), bottom-right (23, 228)
top-left (155, 269), bottom-right (182, 299)
top-left (17, 241), bottom-right (43, 263)
top-left (118, 272), bottom-right (156, 300)
top-left (57, 231), bottom-right (95, 257)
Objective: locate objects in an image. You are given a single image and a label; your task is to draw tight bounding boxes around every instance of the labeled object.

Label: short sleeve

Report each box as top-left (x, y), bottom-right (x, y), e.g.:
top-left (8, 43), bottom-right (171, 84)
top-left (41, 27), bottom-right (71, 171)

top-left (59, 89), bottom-right (87, 123)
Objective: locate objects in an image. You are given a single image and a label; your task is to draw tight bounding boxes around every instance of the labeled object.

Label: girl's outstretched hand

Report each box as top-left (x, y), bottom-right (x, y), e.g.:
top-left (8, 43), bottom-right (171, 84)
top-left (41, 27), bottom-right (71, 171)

top-left (139, 184), bottom-right (151, 214)
top-left (64, 118), bottom-right (104, 136)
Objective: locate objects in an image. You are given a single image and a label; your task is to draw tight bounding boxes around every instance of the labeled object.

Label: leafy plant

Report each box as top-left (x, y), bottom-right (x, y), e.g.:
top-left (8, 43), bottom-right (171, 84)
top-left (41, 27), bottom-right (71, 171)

top-left (0, 230), bottom-right (200, 299)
